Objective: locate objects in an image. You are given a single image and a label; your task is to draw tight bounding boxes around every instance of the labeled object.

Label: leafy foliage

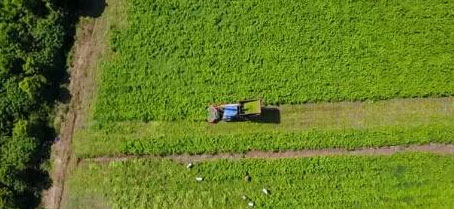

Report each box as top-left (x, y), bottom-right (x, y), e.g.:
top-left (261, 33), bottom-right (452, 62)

top-left (66, 153), bottom-right (454, 209)
top-left (0, 0), bottom-right (68, 208)
top-left (95, 0), bottom-right (454, 121)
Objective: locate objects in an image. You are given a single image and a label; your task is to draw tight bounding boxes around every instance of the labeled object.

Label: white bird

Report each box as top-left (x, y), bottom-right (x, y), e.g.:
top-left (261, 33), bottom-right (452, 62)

top-left (248, 201), bottom-right (254, 207)
top-left (241, 194), bottom-right (248, 200)
top-left (187, 162), bottom-right (193, 169)
top-left (262, 188), bottom-right (270, 195)
top-left (195, 177), bottom-right (203, 182)
top-left (244, 173), bottom-right (251, 182)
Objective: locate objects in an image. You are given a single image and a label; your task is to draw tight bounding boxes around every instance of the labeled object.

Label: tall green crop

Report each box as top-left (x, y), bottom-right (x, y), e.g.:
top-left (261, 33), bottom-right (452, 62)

top-left (94, 0), bottom-right (454, 121)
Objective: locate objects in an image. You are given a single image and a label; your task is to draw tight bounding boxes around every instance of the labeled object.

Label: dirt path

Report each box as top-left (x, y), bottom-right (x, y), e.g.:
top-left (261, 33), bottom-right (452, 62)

top-left (42, 17), bottom-right (101, 209)
top-left (83, 143), bottom-right (454, 164)
top-left (41, 1), bottom-right (124, 208)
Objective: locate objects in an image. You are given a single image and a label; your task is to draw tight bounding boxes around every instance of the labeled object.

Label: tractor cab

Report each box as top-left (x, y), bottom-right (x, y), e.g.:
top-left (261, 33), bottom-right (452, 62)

top-left (208, 100), bottom-right (261, 123)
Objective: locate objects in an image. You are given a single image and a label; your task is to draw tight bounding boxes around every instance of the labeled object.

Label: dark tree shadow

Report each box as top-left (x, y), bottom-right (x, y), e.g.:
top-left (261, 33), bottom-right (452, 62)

top-left (58, 86), bottom-right (71, 104)
top-left (16, 169), bottom-right (52, 209)
top-left (78, 0), bottom-right (107, 18)
top-left (250, 107), bottom-right (281, 124)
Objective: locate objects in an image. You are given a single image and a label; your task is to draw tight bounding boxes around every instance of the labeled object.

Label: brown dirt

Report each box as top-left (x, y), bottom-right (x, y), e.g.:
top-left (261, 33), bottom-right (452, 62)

top-left (42, 18), bottom-right (101, 209)
top-left (84, 143), bottom-right (454, 164)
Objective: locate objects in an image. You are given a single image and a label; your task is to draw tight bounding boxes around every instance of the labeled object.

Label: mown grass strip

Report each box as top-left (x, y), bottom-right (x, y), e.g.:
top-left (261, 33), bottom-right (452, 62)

top-left (75, 98), bottom-right (454, 157)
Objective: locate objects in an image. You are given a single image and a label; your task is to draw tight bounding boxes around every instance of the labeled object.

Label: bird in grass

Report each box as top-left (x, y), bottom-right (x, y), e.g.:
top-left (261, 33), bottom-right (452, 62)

top-left (241, 194), bottom-right (248, 201)
top-left (262, 188), bottom-right (270, 195)
top-left (244, 171), bottom-right (251, 182)
top-left (186, 162), bottom-right (193, 169)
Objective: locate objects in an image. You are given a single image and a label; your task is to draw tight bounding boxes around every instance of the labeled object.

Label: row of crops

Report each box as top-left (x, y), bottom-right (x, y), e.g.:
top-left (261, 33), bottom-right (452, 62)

top-left (65, 153), bottom-right (454, 209)
top-left (64, 0), bottom-right (454, 208)
top-left (93, 0), bottom-right (454, 122)
top-left (74, 123), bottom-right (454, 157)
top-left (74, 97), bottom-right (454, 157)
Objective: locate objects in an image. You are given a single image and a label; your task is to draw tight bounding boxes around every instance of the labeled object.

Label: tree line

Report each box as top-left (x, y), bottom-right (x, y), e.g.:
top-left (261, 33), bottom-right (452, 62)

top-left (0, 0), bottom-right (72, 208)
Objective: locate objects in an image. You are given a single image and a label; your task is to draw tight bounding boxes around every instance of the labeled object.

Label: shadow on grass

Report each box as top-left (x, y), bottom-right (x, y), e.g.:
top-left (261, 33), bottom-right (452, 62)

top-left (250, 107), bottom-right (281, 124)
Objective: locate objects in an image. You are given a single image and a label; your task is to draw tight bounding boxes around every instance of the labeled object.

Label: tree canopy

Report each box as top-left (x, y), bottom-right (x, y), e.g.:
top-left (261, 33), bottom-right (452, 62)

top-left (0, 0), bottom-right (68, 208)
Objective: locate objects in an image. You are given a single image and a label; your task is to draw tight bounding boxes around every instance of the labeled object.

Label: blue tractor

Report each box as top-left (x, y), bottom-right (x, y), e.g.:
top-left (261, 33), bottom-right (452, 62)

top-left (207, 100), bottom-right (262, 123)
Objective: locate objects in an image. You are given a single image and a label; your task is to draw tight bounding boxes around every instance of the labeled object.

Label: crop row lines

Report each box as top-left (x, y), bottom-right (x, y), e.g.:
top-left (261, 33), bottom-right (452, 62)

top-left (80, 143), bottom-right (454, 164)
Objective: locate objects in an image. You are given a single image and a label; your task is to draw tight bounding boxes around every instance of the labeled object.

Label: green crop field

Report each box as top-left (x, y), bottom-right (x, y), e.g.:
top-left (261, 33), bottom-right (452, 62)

top-left (70, 0), bottom-right (454, 158)
top-left (94, 0), bottom-right (454, 122)
top-left (63, 0), bottom-right (454, 207)
top-left (65, 153), bottom-right (454, 209)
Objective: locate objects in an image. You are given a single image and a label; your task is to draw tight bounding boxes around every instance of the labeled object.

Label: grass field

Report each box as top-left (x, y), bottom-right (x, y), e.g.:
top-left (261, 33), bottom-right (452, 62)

top-left (61, 0), bottom-right (454, 208)
top-left (71, 0), bottom-right (454, 157)
top-left (75, 98), bottom-right (454, 157)
top-left (64, 153), bottom-right (454, 209)
top-left (94, 0), bottom-right (454, 121)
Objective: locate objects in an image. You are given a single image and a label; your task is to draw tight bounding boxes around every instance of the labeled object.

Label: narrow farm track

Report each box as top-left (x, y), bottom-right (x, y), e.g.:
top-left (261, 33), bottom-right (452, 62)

top-left (82, 143), bottom-right (454, 164)
top-left (42, 14), bottom-right (102, 209)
